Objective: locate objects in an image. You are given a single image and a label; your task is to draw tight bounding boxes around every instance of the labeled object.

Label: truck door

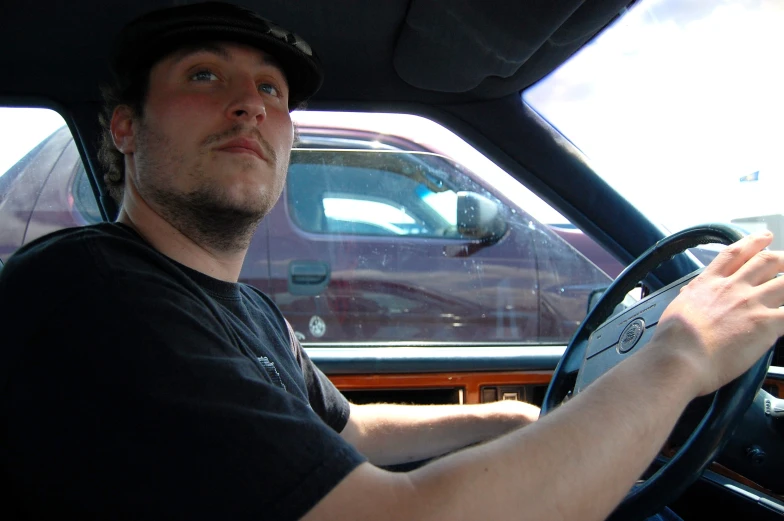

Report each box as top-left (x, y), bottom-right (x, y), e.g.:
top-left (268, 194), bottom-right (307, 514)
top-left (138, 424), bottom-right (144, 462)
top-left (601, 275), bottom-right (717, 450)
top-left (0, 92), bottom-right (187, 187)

top-left (267, 148), bottom-right (541, 343)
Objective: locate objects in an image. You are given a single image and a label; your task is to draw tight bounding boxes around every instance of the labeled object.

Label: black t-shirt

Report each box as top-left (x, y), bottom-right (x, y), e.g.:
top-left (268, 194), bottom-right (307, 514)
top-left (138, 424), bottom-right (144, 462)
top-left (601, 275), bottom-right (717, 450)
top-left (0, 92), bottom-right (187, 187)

top-left (0, 223), bottom-right (366, 520)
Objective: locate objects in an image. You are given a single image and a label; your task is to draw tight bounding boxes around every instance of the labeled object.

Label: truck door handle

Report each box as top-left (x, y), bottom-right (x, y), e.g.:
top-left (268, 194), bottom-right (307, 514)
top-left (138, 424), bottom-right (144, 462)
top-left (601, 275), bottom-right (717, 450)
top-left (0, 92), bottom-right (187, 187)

top-left (288, 261), bottom-right (330, 296)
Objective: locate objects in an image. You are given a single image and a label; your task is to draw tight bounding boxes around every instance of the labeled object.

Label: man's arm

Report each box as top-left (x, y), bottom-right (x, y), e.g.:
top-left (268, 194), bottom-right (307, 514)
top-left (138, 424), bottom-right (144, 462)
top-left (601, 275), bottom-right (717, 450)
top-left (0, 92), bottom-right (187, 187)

top-left (303, 232), bottom-right (784, 521)
top-left (340, 400), bottom-right (540, 466)
top-left (312, 343), bottom-right (698, 521)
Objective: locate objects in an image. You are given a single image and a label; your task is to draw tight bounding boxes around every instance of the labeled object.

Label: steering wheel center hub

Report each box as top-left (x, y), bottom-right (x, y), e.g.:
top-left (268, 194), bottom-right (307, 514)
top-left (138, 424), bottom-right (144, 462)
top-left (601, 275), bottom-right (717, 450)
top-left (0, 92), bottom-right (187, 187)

top-left (618, 318), bottom-right (646, 353)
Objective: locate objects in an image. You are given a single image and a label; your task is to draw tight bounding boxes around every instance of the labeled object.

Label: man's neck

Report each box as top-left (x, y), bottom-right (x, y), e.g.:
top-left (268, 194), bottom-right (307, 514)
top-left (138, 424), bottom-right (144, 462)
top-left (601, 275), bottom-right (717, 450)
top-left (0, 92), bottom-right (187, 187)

top-left (116, 200), bottom-right (248, 283)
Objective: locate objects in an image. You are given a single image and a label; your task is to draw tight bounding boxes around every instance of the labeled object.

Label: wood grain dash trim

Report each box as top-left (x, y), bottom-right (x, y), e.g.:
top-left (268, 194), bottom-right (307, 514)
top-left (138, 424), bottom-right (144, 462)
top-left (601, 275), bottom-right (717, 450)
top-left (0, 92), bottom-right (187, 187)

top-left (764, 378), bottom-right (784, 398)
top-left (329, 371), bottom-right (553, 404)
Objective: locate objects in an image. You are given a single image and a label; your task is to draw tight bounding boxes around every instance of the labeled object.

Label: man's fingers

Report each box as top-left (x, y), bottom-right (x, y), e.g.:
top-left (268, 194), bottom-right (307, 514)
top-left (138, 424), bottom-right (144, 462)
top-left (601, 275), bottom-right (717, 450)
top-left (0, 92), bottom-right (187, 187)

top-left (756, 275), bottom-right (784, 310)
top-left (757, 306), bottom-right (784, 349)
top-left (733, 249), bottom-right (784, 287)
top-left (704, 231), bottom-right (774, 278)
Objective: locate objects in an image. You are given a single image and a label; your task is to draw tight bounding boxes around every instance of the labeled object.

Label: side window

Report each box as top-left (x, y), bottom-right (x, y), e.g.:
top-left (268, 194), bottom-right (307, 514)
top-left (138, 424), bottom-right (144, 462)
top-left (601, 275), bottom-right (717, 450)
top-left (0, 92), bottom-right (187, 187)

top-left (256, 112), bottom-right (624, 345)
top-left (286, 150), bottom-right (477, 240)
top-left (0, 108), bottom-right (99, 262)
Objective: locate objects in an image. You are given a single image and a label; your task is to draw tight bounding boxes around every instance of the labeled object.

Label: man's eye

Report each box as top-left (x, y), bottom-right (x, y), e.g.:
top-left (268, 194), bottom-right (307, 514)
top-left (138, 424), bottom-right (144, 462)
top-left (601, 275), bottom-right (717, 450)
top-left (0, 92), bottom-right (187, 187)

top-left (258, 83), bottom-right (280, 97)
top-left (190, 70), bottom-right (219, 82)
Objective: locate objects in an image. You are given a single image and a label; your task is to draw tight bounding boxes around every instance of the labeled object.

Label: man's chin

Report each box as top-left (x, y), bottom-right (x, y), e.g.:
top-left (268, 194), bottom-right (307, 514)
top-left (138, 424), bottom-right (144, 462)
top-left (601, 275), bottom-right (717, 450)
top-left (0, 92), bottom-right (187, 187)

top-left (213, 153), bottom-right (273, 181)
top-left (219, 192), bottom-right (278, 219)
top-left (152, 188), bottom-right (272, 252)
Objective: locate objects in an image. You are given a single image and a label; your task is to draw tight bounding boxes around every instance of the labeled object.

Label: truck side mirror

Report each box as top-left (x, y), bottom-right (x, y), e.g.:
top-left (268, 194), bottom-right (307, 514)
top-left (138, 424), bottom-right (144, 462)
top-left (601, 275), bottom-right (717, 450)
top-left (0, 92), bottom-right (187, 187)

top-left (456, 191), bottom-right (508, 243)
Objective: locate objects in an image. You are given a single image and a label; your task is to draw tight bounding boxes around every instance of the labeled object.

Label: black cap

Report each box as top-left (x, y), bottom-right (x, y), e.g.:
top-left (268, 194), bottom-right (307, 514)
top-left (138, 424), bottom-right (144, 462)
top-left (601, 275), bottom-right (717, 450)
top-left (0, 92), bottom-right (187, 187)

top-left (110, 2), bottom-right (323, 109)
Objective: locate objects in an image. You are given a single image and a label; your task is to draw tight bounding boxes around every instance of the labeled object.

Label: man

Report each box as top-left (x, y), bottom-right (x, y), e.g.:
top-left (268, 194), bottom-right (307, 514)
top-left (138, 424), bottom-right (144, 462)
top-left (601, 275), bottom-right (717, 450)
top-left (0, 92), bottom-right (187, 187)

top-left (0, 2), bottom-right (781, 521)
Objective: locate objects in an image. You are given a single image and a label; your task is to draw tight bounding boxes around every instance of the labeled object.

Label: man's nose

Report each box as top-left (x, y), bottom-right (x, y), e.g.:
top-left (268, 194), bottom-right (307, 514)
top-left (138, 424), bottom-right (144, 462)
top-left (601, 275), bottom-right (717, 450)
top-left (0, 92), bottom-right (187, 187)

top-left (227, 79), bottom-right (267, 123)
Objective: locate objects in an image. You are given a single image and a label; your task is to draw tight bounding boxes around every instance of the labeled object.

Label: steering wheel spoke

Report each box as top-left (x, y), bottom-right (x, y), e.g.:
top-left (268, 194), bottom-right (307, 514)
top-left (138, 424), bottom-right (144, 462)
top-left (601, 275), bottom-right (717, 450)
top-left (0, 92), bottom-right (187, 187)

top-left (575, 270), bottom-right (697, 394)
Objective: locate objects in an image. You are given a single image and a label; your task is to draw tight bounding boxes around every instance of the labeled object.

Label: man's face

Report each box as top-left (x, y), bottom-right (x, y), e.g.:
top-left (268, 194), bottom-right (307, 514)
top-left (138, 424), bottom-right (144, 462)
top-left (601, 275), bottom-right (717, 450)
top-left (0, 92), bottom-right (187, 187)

top-left (126, 42), bottom-right (294, 246)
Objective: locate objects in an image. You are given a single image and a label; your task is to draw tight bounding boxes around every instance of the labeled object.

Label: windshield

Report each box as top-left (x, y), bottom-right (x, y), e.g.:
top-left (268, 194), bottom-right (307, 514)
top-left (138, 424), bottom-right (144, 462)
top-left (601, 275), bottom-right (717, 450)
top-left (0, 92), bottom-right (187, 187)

top-left (524, 0), bottom-right (784, 244)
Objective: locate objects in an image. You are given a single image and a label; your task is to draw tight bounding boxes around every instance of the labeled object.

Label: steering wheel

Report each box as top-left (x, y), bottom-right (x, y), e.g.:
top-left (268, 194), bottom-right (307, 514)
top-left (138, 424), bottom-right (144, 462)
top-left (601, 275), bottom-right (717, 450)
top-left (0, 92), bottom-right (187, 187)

top-left (541, 224), bottom-right (773, 521)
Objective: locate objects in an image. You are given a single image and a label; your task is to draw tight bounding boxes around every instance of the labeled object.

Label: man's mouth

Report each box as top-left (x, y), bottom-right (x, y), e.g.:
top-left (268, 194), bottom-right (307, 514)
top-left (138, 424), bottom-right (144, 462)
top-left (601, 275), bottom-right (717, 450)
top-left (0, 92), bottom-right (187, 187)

top-left (216, 138), bottom-right (267, 162)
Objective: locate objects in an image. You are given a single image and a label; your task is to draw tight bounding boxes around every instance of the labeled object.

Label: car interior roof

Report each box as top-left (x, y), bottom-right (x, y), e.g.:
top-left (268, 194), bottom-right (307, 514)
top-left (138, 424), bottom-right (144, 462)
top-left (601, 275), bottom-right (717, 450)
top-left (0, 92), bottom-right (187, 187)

top-left (2, 0), bottom-right (633, 105)
top-left (2, 0), bottom-right (698, 284)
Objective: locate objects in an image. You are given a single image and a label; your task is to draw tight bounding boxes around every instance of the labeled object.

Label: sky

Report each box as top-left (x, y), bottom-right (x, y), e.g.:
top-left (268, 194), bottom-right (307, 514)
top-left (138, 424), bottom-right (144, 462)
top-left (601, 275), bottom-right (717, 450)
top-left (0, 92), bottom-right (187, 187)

top-left (524, 0), bottom-right (784, 233)
top-left (0, 108), bottom-right (66, 176)
top-left (2, 0), bottom-right (781, 235)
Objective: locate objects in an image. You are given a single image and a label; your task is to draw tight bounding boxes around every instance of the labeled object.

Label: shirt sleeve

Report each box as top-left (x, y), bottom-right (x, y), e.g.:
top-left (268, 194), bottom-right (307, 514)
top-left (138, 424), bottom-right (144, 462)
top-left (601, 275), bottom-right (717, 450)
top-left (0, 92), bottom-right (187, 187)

top-left (1, 231), bottom-right (366, 521)
top-left (285, 320), bottom-right (352, 433)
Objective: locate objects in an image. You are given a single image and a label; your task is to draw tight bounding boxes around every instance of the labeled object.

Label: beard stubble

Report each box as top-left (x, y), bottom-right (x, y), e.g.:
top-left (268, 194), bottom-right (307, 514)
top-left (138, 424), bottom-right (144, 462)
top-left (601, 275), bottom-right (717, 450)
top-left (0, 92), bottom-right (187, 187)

top-left (133, 120), bottom-right (290, 254)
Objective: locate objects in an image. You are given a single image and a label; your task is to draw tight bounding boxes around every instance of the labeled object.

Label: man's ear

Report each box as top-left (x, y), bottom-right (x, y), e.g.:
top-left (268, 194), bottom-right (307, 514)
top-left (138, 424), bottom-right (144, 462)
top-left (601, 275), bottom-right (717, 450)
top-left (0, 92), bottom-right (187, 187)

top-left (110, 105), bottom-right (136, 154)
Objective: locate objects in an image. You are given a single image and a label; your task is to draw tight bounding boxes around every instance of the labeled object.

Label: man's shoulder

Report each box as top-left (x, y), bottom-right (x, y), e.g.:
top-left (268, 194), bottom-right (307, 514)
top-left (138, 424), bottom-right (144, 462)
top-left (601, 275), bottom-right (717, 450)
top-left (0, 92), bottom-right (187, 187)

top-left (0, 223), bottom-right (224, 349)
top-left (4, 223), bottom-right (161, 279)
top-left (0, 223), bottom-right (175, 308)
top-left (0, 224), bottom-right (158, 355)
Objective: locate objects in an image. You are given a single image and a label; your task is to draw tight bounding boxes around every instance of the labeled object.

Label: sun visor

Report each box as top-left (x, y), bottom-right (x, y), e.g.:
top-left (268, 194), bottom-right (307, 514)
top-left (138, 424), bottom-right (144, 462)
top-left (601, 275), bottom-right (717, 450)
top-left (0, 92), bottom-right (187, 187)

top-left (393, 0), bottom-right (631, 94)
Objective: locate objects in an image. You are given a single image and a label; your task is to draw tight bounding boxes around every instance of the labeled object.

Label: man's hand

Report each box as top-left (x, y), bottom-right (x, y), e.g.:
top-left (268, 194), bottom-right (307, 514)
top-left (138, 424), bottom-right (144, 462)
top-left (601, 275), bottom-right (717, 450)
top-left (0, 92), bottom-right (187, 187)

top-left (653, 231), bottom-right (784, 396)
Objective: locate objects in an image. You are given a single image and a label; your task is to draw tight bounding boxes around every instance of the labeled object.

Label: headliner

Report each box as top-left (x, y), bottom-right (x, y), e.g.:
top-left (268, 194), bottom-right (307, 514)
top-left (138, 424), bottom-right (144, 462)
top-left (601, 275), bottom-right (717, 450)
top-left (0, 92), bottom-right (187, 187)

top-left (2, 0), bottom-right (632, 105)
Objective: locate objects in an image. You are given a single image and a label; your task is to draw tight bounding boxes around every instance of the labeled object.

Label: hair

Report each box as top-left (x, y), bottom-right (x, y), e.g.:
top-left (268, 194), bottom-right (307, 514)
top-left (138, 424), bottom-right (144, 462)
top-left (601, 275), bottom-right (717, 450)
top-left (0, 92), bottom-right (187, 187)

top-left (97, 73), bottom-right (149, 206)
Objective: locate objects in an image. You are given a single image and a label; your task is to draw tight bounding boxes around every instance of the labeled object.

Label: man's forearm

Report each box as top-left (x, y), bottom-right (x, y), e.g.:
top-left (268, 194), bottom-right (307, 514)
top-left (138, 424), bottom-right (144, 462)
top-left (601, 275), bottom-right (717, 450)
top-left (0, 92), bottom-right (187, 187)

top-left (341, 399), bottom-right (539, 466)
top-left (309, 344), bottom-right (701, 521)
top-left (403, 346), bottom-right (700, 521)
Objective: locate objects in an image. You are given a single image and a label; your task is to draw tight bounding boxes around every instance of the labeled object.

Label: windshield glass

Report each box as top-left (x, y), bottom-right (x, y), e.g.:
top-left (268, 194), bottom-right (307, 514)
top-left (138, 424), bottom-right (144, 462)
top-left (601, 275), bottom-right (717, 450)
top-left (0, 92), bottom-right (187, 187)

top-left (524, 0), bottom-right (784, 245)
